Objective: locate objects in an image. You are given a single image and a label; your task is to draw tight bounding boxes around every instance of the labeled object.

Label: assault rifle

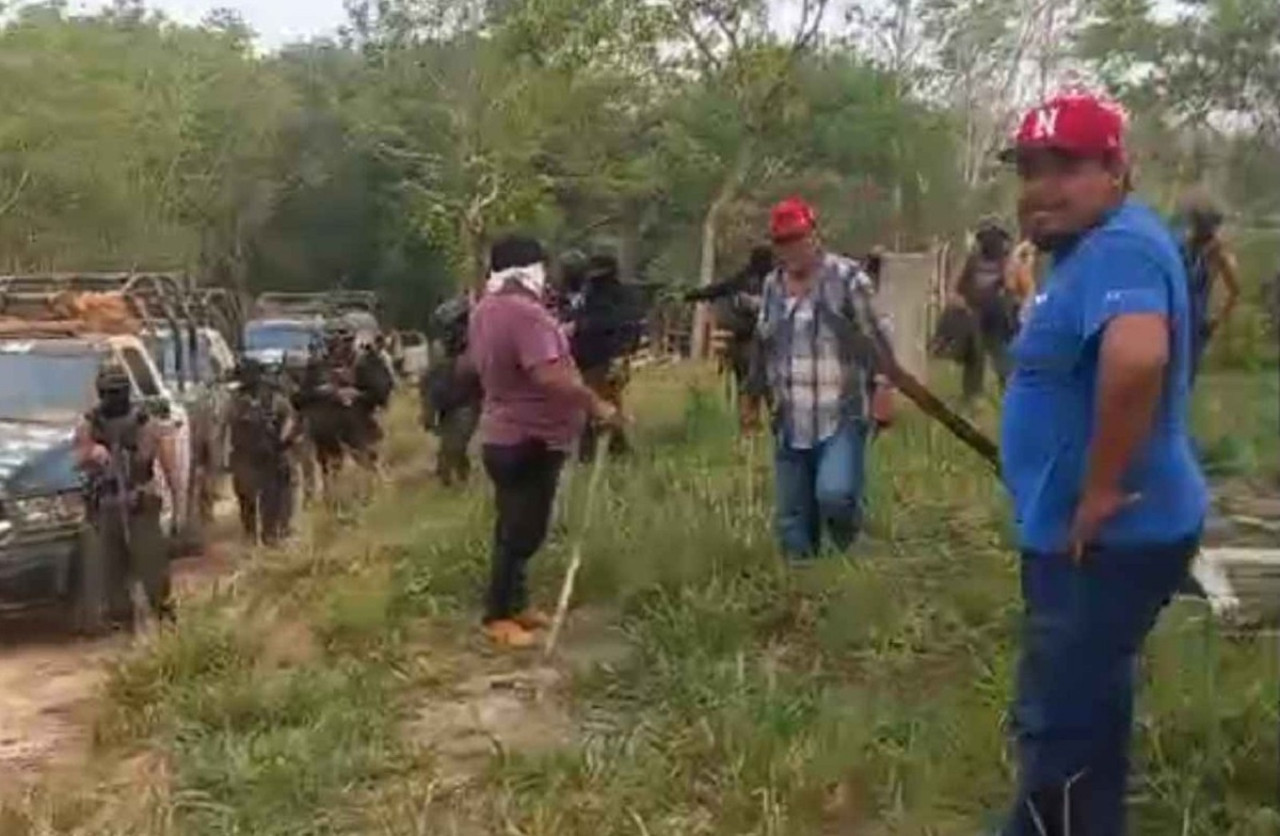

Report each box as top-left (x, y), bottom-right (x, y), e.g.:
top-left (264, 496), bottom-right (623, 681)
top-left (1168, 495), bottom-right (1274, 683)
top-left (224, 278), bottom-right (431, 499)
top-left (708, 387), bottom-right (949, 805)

top-left (85, 434), bottom-right (133, 548)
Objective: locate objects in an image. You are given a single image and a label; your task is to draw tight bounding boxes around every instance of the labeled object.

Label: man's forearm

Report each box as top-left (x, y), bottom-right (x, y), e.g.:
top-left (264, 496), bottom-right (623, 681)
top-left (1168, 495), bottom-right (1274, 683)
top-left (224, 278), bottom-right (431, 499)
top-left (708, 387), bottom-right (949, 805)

top-left (158, 443), bottom-right (182, 503)
top-left (1216, 255), bottom-right (1241, 323)
top-left (1083, 323), bottom-right (1167, 493)
top-left (533, 363), bottom-right (601, 414)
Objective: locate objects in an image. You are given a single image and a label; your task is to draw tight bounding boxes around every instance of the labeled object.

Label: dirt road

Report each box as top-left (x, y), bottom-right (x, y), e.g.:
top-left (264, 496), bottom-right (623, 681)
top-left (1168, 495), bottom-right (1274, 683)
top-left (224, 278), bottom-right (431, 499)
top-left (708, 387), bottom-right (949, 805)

top-left (0, 514), bottom-right (239, 784)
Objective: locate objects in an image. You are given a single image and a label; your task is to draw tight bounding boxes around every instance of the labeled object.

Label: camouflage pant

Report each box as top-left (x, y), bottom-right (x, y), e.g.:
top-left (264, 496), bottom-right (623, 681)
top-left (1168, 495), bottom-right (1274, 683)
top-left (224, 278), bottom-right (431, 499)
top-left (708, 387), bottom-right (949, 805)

top-left (580, 361), bottom-right (630, 461)
top-left (307, 403), bottom-right (381, 477)
top-left (294, 434), bottom-right (319, 504)
top-left (437, 402), bottom-right (479, 486)
top-left (232, 457), bottom-right (294, 545)
top-left (722, 340), bottom-right (763, 433)
top-left (80, 495), bottom-right (170, 629)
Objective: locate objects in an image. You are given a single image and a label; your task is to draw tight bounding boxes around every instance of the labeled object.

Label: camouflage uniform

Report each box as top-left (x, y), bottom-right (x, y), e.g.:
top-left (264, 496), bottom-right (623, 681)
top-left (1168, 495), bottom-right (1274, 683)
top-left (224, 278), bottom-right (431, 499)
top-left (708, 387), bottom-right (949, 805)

top-left (685, 248), bottom-right (773, 432)
top-left (287, 354), bottom-right (322, 503)
top-left (296, 351), bottom-right (349, 488)
top-left (424, 295), bottom-right (481, 486)
top-left (77, 364), bottom-right (172, 630)
top-left (229, 361), bottom-right (295, 545)
top-left (351, 344), bottom-right (393, 468)
top-left (569, 253), bottom-right (644, 460)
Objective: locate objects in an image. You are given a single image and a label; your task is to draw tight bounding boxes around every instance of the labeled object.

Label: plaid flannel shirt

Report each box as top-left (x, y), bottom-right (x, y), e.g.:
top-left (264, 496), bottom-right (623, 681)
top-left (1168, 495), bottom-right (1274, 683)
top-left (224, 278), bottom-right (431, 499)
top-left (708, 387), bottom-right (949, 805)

top-left (752, 253), bottom-right (887, 450)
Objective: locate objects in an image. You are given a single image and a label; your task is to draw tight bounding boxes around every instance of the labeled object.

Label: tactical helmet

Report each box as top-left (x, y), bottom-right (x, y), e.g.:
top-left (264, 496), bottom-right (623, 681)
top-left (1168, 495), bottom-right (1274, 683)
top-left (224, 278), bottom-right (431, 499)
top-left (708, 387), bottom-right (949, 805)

top-left (559, 248), bottom-right (588, 275)
top-left (1181, 190), bottom-right (1224, 234)
top-left (95, 360), bottom-right (132, 395)
top-left (585, 252), bottom-right (620, 284)
top-left (558, 249), bottom-right (589, 293)
top-left (976, 216), bottom-right (1009, 237)
top-left (236, 356), bottom-right (265, 383)
top-left (747, 246), bottom-right (776, 278)
top-left (975, 217), bottom-right (1011, 257)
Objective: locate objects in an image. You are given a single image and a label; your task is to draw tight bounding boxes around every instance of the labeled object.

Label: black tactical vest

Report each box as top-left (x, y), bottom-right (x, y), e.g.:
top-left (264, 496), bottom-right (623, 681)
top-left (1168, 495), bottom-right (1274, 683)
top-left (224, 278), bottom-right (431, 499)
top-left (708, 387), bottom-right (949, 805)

top-left (88, 408), bottom-right (156, 493)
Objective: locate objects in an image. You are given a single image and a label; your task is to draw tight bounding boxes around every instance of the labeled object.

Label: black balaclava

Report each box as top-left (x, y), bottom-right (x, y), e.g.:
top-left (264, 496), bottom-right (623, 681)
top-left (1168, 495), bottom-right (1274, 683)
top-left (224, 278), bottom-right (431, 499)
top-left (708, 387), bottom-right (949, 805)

top-left (559, 249), bottom-right (588, 295)
top-left (585, 253), bottom-right (620, 288)
top-left (1189, 208), bottom-right (1223, 246)
top-left (238, 358), bottom-right (265, 391)
top-left (747, 246), bottom-right (775, 279)
top-left (97, 367), bottom-right (133, 419)
top-left (976, 225), bottom-right (1010, 260)
top-left (739, 245), bottom-right (775, 294)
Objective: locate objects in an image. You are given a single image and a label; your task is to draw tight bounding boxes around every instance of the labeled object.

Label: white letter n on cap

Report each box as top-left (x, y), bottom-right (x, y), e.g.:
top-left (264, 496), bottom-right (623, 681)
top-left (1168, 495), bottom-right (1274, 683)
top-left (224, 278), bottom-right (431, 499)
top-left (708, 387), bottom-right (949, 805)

top-left (1032, 106), bottom-right (1059, 140)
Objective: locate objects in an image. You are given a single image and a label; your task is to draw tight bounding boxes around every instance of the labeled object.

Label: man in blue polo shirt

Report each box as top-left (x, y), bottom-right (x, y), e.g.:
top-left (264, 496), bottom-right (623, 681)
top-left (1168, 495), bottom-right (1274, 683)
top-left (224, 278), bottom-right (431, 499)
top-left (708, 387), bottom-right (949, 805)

top-left (998, 92), bottom-right (1208, 835)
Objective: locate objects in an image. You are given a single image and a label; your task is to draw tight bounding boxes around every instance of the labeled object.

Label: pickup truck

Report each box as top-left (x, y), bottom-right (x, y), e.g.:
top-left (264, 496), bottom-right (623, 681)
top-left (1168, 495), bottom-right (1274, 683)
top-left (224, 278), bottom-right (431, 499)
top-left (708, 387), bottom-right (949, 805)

top-left (0, 334), bottom-right (193, 623)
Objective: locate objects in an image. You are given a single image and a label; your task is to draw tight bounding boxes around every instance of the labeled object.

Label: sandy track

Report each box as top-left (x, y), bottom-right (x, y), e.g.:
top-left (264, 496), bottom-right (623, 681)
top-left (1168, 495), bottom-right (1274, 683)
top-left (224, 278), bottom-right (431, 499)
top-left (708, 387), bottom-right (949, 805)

top-left (0, 509), bottom-right (239, 783)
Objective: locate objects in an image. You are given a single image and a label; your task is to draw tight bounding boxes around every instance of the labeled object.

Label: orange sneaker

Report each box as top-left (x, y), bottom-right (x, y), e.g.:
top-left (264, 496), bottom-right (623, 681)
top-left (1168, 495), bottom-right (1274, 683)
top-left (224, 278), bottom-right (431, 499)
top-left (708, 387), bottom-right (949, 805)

top-left (514, 608), bottom-right (553, 631)
top-left (484, 619), bottom-right (536, 649)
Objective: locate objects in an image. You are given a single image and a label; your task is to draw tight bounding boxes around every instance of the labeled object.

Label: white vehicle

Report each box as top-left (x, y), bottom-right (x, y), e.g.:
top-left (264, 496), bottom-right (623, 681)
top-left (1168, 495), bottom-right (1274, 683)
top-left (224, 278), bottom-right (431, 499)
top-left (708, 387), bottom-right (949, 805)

top-left (396, 330), bottom-right (429, 379)
top-left (145, 325), bottom-right (238, 504)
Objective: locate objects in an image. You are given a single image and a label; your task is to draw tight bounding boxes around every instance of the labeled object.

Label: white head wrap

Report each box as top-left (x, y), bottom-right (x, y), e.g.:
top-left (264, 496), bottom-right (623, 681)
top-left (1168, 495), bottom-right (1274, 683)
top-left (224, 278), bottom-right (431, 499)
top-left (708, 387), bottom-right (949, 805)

top-left (485, 262), bottom-right (546, 298)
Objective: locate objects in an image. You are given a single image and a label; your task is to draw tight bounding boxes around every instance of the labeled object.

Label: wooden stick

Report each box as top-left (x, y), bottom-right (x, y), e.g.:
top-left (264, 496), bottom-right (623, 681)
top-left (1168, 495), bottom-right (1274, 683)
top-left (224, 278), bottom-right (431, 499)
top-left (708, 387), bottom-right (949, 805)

top-left (544, 431), bottom-right (611, 659)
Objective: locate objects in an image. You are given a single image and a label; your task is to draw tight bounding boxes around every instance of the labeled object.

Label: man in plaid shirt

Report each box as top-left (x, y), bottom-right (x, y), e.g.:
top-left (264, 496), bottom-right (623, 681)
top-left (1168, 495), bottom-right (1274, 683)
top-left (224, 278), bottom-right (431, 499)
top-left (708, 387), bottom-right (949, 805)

top-left (746, 197), bottom-right (896, 560)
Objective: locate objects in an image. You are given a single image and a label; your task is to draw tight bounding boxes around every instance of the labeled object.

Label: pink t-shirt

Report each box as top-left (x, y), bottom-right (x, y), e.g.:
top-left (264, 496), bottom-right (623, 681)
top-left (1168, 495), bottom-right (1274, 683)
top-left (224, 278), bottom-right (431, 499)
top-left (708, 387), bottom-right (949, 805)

top-left (468, 291), bottom-right (586, 450)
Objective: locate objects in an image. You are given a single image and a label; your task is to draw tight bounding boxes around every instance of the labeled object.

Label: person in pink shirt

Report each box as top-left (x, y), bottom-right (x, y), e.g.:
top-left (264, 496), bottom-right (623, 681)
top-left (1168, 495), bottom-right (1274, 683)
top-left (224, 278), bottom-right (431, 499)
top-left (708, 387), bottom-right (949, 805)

top-left (467, 234), bottom-right (620, 648)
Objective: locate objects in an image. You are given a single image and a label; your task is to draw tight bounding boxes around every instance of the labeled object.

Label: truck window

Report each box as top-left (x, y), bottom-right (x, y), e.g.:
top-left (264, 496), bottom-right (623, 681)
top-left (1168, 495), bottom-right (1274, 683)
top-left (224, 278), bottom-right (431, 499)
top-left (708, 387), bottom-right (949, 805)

top-left (120, 346), bottom-right (162, 397)
top-left (0, 349), bottom-right (99, 422)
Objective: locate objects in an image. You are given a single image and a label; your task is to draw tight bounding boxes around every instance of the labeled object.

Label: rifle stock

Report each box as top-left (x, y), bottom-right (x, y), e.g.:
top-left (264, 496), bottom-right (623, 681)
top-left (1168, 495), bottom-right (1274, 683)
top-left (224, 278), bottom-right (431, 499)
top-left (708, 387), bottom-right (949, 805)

top-left (109, 439), bottom-right (132, 548)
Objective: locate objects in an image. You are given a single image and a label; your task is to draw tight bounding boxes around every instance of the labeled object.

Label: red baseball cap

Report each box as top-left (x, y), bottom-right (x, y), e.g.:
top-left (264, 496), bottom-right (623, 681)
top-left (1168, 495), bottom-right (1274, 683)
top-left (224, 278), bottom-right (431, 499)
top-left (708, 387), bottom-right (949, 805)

top-left (1000, 92), bottom-right (1128, 163)
top-left (770, 197), bottom-right (818, 242)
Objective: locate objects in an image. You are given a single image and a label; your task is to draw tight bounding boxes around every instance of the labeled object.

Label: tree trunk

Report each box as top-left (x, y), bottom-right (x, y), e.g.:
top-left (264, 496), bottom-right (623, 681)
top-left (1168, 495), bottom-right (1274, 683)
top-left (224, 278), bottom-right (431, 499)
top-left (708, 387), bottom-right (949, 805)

top-left (618, 201), bottom-right (642, 283)
top-left (692, 148), bottom-right (751, 359)
top-left (460, 213), bottom-right (485, 288)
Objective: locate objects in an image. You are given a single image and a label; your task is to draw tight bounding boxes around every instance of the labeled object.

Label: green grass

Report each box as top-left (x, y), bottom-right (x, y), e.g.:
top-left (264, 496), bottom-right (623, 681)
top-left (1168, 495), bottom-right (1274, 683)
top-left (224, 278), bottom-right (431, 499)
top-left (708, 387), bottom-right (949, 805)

top-left (1193, 371), bottom-right (1279, 480)
top-left (2, 369), bottom-right (1275, 835)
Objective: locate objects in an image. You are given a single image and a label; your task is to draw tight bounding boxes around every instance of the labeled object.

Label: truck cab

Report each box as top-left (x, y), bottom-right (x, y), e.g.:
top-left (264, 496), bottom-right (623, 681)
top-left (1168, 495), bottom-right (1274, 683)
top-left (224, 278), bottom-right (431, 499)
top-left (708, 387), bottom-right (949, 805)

top-left (146, 325), bottom-right (236, 475)
top-left (244, 317), bottom-right (325, 369)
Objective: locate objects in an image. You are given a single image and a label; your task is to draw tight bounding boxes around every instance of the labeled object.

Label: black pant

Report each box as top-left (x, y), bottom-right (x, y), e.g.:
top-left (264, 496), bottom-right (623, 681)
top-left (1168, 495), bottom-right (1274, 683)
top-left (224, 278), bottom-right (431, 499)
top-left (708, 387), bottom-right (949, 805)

top-left (232, 458), bottom-right (293, 545)
top-left (82, 495), bottom-right (171, 627)
top-left (482, 440), bottom-right (566, 623)
top-left (962, 298), bottom-right (1015, 402)
top-left (437, 402), bottom-right (479, 486)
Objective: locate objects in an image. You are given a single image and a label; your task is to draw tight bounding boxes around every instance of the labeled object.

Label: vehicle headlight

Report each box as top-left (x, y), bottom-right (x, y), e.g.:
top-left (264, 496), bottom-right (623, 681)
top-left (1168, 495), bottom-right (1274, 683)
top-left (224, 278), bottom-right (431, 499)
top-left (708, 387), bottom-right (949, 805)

top-left (11, 493), bottom-right (85, 526)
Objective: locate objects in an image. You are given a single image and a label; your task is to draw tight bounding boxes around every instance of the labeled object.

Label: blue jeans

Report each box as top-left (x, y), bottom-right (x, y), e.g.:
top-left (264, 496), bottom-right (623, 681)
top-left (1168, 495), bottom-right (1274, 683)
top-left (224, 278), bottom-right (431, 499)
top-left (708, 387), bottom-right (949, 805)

top-left (773, 420), bottom-right (868, 559)
top-left (1003, 536), bottom-right (1198, 836)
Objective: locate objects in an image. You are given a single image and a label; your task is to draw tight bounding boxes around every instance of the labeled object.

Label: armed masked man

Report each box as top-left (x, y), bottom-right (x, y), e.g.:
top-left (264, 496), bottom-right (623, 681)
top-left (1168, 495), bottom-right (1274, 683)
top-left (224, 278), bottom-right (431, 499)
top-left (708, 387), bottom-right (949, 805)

top-left (950, 218), bottom-right (1019, 404)
top-left (421, 292), bottom-right (483, 486)
top-left (1178, 194), bottom-right (1241, 384)
top-left (229, 358), bottom-right (297, 545)
top-left (566, 253), bottom-right (644, 460)
top-left (75, 361), bottom-right (182, 630)
top-left (686, 245), bottom-right (774, 431)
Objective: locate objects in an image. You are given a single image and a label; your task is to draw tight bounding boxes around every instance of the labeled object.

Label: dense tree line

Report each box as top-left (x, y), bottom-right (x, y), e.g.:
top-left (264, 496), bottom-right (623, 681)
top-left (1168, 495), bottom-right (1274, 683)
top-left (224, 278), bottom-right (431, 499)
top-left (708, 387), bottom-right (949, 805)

top-left (0, 0), bottom-right (1274, 357)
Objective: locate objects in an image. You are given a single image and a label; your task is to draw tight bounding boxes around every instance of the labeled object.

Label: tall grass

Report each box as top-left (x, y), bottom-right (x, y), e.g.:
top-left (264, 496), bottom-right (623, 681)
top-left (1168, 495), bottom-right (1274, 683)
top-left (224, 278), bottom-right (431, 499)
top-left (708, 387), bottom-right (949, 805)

top-left (2, 368), bottom-right (1274, 835)
top-left (422, 367), bottom-right (1278, 835)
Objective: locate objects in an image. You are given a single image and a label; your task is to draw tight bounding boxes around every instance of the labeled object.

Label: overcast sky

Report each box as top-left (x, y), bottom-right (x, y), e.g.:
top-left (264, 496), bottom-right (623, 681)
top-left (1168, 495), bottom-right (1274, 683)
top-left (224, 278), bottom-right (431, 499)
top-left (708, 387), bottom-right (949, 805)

top-left (77, 0), bottom-right (349, 48)
top-left (78, 0), bottom-right (1182, 52)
